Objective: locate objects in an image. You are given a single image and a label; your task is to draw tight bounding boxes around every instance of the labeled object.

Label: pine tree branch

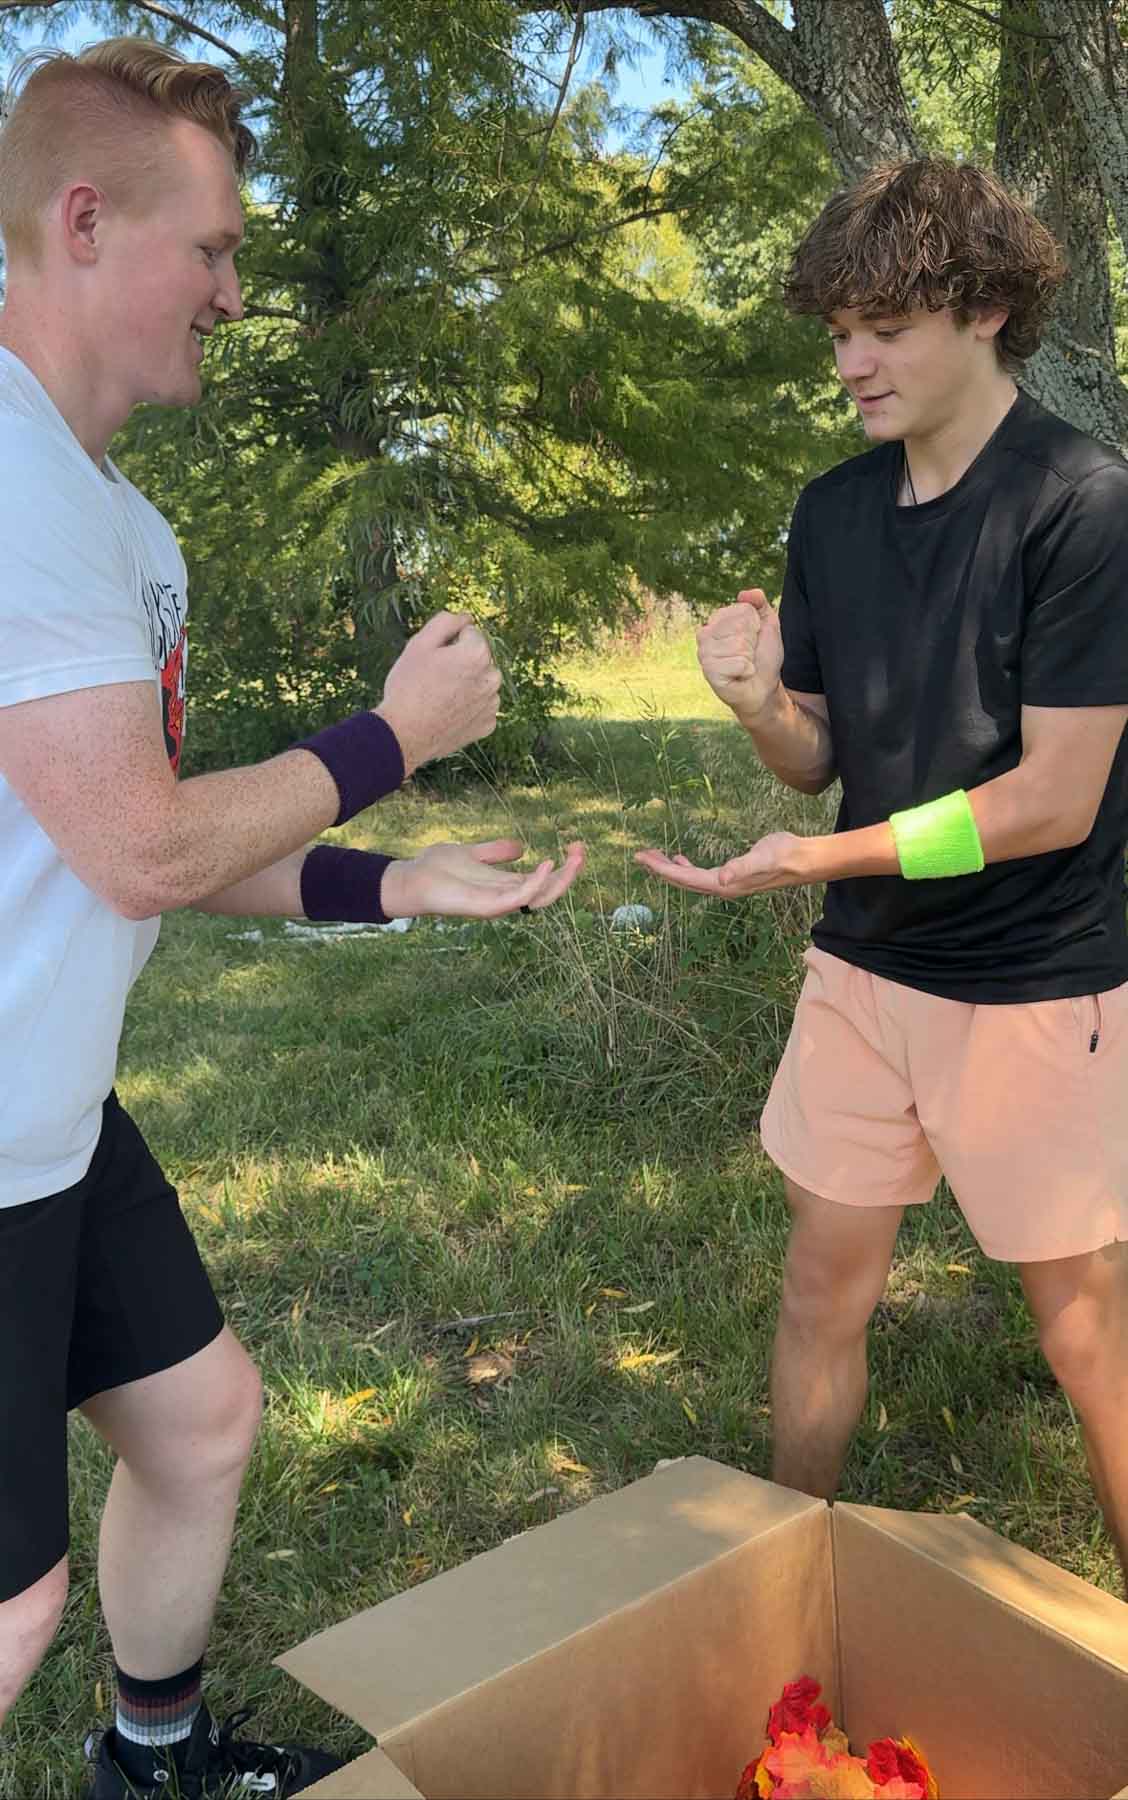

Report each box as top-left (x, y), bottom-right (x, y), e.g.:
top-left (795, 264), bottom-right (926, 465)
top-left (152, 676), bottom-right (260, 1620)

top-left (465, 189), bottom-right (712, 280)
top-left (0, 0), bottom-right (252, 59)
top-left (520, 0), bottom-right (804, 94)
top-left (243, 304), bottom-right (304, 322)
top-left (943, 0), bottom-right (1061, 35)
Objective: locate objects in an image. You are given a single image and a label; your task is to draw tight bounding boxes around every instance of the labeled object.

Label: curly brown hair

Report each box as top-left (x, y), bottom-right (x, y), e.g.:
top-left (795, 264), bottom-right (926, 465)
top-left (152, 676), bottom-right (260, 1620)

top-left (0, 37), bottom-right (256, 265)
top-left (783, 159), bottom-right (1066, 372)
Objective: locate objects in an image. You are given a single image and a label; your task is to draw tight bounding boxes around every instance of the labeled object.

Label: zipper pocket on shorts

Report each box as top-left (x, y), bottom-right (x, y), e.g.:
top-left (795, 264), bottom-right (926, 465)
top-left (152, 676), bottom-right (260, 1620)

top-left (1068, 993), bottom-right (1103, 1055)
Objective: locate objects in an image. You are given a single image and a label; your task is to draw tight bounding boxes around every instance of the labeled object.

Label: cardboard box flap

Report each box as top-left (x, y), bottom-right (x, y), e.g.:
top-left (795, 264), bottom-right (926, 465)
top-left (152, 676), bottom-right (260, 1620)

top-left (277, 1457), bottom-right (823, 1739)
top-left (378, 1500), bottom-right (836, 1799)
top-left (835, 1502), bottom-right (1128, 1674)
top-left (300, 1746), bottom-right (425, 1799)
top-left (834, 1504), bottom-right (1128, 1800)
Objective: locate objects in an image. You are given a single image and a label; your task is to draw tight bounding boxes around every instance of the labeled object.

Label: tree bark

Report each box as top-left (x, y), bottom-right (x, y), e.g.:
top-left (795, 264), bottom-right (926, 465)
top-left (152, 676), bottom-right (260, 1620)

top-left (553, 0), bottom-right (919, 174)
top-left (996, 0), bottom-right (1128, 447)
top-left (1031, 0), bottom-right (1128, 257)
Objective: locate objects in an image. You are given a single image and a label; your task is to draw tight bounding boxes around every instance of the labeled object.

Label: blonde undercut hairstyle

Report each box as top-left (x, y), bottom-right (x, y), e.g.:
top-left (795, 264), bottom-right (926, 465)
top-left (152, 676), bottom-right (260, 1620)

top-left (0, 36), bottom-right (256, 264)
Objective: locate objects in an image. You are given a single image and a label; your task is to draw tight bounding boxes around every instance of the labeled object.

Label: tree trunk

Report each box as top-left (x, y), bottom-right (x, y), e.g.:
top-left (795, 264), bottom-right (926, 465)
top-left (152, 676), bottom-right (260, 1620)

top-left (996, 0), bottom-right (1128, 447)
top-left (1031, 0), bottom-right (1128, 257)
top-left (788, 0), bottom-right (919, 177)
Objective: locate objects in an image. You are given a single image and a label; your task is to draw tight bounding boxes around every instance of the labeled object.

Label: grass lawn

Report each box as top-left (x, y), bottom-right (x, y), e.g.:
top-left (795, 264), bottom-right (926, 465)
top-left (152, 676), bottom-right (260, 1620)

top-left (10, 630), bottom-right (1118, 1794)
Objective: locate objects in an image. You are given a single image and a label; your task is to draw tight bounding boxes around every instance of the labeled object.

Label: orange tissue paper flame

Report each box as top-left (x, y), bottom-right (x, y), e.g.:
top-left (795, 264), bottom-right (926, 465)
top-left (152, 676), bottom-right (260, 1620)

top-left (768, 1678), bottom-right (833, 1741)
top-left (867, 1737), bottom-right (937, 1798)
top-left (735, 1679), bottom-right (935, 1800)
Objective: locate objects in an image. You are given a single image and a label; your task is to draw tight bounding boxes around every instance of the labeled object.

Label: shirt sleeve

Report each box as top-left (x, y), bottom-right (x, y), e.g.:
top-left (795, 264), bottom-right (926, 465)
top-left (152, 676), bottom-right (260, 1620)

top-left (1021, 461), bottom-right (1128, 706)
top-left (778, 488), bottom-right (824, 694)
top-left (0, 428), bottom-right (155, 709)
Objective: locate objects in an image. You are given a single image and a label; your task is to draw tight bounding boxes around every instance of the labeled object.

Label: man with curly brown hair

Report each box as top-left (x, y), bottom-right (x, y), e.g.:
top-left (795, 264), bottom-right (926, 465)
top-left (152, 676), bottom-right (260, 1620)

top-left (639, 160), bottom-right (1128, 1586)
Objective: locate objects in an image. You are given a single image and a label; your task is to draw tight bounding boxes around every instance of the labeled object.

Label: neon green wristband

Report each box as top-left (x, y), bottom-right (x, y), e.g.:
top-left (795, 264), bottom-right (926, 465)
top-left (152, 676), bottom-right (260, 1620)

top-left (889, 789), bottom-right (985, 880)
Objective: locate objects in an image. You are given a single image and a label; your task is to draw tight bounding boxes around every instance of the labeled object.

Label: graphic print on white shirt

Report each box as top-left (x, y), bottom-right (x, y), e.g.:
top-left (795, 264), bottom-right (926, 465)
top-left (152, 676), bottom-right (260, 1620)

top-left (143, 578), bottom-right (189, 772)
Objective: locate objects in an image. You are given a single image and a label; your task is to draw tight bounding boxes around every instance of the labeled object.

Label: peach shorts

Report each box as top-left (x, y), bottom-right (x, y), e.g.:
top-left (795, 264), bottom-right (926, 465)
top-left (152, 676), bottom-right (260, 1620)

top-left (759, 946), bottom-right (1128, 1263)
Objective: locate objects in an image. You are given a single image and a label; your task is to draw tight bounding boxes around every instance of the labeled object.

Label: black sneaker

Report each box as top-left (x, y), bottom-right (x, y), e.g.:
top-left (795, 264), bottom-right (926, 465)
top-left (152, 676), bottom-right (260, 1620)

top-left (83, 1702), bottom-right (344, 1797)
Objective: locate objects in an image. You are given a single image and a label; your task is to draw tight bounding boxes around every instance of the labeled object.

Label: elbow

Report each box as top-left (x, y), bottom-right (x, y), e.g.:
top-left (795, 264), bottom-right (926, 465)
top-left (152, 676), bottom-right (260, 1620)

top-left (1005, 806), bottom-right (1096, 859)
top-left (792, 764), bottom-right (838, 798)
top-left (103, 877), bottom-right (168, 921)
top-left (112, 890), bottom-right (166, 923)
top-left (1032, 784), bottom-right (1097, 852)
top-left (72, 863), bottom-right (165, 922)
top-left (99, 840), bottom-right (190, 921)
top-left (1057, 810), bottom-right (1097, 851)
top-left (1009, 760), bottom-right (1096, 855)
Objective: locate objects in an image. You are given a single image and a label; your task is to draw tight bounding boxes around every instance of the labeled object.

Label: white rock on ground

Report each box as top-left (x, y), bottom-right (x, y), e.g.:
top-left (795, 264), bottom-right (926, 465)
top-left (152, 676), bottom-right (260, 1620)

top-left (609, 903), bottom-right (655, 932)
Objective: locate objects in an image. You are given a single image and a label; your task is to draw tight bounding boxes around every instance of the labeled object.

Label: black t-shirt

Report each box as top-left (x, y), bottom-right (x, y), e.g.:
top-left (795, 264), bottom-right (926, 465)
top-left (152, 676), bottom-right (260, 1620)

top-left (779, 390), bottom-right (1128, 1002)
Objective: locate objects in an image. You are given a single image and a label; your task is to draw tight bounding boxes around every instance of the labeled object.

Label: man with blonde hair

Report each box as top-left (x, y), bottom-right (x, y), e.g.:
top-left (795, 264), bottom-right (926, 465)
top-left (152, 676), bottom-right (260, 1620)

top-left (640, 159), bottom-right (1128, 1588)
top-left (0, 37), bottom-right (582, 1798)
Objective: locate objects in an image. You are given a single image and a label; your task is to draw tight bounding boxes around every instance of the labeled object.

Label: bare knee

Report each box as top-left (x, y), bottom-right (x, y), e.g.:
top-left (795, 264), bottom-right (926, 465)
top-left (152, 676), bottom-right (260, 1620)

top-left (103, 1339), bottom-right (264, 1495)
top-left (13, 1557), bottom-right (69, 1643)
top-left (779, 1249), bottom-right (884, 1343)
top-left (1024, 1248), bottom-right (1128, 1406)
top-left (181, 1348), bottom-right (264, 1487)
top-left (0, 1558), bottom-right (69, 1717)
top-left (779, 1183), bottom-right (900, 1342)
top-left (1036, 1306), bottom-right (1107, 1401)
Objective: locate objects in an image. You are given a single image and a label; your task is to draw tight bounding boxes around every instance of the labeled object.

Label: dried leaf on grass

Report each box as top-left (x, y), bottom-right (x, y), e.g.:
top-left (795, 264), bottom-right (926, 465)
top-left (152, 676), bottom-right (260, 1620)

top-left (619, 1349), bottom-right (680, 1371)
top-left (343, 1387), bottom-right (378, 1411)
top-left (465, 1349), bottom-right (515, 1386)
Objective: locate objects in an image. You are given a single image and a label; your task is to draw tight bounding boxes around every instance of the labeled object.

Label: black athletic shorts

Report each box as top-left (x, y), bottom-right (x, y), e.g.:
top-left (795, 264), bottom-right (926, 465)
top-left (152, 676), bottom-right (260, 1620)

top-left (0, 1091), bottom-right (224, 1601)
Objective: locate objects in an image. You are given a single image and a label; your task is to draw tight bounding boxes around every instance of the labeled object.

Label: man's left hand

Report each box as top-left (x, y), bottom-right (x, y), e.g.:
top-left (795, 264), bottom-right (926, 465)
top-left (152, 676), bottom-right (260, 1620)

top-left (382, 838), bottom-right (585, 919)
top-left (635, 832), bottom-right (808, 896)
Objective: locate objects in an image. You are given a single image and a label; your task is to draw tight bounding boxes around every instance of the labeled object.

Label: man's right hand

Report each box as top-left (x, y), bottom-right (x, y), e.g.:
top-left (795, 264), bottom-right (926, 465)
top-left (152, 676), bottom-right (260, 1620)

top-left (377, 611), bottom-right (503, 774)
top-left (697, 588), bottom-right (784, 722)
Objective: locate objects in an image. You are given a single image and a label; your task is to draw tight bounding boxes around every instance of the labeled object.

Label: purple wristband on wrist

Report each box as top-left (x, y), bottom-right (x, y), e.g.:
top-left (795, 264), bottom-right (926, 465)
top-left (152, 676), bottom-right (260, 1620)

top-left (300, 846), bottom-right (396, 924)
top-left (295, 711), bottom-right (405, 826)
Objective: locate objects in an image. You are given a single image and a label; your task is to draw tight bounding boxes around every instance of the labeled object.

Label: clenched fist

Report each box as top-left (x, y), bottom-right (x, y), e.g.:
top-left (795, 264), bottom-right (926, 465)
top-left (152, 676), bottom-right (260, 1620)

top-left (377, 611), bottom-right (503, 773)
top-left (697, 588), bottom-right (784, 722)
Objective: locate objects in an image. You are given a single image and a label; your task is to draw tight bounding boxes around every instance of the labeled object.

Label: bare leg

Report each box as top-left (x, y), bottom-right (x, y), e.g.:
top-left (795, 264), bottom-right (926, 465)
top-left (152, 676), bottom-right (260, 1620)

top-left (771, 1180), bottom-right (904, 1498)
top-left (1021, 1243), bottom-right (1128, 1593)
top-left (80, 1327), bottom-right (262, 1679)
top-left (0, 1557), bottom-right (68, 1724)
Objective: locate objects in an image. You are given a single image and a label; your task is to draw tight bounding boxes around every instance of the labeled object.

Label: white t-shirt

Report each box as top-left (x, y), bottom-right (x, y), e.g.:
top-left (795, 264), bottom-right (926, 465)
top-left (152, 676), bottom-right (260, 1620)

top-left (0, 349), bottom-right (188, 1206)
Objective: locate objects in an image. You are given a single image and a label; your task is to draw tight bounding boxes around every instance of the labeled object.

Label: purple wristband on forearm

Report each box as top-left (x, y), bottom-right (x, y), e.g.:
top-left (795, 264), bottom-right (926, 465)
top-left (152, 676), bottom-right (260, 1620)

top-left (294, 711), bottom-right (405, 826)
top-left (300, 846), bottom-right (396, 924)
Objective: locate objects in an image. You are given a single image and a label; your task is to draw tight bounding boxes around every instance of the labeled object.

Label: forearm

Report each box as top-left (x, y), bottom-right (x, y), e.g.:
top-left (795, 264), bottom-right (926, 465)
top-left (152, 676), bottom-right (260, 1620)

top-left (734, 685), bottom-right (836, 794)
top-left (193, 848), bottom-right (311, 917)
top-left (124, 749), bottom-right (360, 918)
top-left (792, 760), bottom-right (1087, 884)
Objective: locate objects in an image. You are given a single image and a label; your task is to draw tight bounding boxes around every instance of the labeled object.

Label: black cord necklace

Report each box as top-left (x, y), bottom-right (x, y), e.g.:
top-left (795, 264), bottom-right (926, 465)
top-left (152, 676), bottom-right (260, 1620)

top-left (902, 444), bottom-right (917, 505)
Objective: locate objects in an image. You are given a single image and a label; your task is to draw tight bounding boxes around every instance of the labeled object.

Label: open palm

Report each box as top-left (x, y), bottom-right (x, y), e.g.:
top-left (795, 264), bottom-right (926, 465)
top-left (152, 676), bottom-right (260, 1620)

top-left (382, 838), bottom-right (585, 919)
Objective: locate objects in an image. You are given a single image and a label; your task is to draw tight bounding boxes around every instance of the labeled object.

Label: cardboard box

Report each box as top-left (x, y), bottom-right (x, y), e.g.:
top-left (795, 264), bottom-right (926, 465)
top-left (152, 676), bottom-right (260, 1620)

top-left (277, 1457), bottom-right (1128, 1800)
